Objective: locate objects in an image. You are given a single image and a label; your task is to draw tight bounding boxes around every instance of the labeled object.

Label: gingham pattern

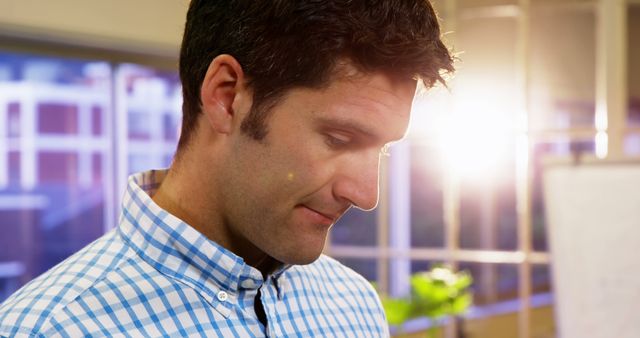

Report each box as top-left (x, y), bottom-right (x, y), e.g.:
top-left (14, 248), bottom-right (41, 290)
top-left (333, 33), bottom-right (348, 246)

top-left (0, 170), bottom-right (389, 337)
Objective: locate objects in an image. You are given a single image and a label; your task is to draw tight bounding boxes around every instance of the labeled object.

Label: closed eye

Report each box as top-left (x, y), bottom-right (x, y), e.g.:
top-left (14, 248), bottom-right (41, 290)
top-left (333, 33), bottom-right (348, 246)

top-left (325, 133), bottom-right (352, 148)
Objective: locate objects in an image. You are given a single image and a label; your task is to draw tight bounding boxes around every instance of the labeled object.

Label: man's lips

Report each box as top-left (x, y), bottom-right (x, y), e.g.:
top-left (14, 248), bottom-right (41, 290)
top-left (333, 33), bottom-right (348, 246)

top-left (299, 205), bottom-right (340, 226)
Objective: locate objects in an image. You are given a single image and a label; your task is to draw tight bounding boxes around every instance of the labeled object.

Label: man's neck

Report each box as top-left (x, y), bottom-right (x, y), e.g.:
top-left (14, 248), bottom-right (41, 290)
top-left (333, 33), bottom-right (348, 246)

top-left (254, 255), bottom-right (282, 279)
top-left (151, 165), bottom-right (280, 277)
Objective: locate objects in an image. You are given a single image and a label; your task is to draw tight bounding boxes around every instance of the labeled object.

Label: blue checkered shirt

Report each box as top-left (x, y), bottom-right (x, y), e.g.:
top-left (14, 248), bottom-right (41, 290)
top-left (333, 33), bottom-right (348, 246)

top-left (0, 170), bottom-right (389, 337)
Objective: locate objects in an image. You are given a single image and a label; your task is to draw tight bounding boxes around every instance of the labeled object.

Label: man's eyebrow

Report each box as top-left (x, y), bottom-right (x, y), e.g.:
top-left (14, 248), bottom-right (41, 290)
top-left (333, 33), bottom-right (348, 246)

top-left (316, 115), bottom-right (408, 145)
top-left (315, 116), bottom-right (378, 139)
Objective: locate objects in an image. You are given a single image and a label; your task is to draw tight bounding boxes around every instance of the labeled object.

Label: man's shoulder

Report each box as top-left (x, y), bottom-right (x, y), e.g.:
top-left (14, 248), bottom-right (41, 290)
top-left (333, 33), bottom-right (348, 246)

top-left (297, 254), bottom-right (372, 284)
top-left (288, 254), bottom-right (381, 304)
top-left (284, 255), bottom-right (389, 334)
top-left (0, 230), bottom-right (134, 337)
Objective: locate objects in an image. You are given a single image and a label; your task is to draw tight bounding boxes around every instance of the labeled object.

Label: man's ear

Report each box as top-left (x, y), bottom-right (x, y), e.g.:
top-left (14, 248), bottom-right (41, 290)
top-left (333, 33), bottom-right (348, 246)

top-left (200, 54), bottom-right (245, 134)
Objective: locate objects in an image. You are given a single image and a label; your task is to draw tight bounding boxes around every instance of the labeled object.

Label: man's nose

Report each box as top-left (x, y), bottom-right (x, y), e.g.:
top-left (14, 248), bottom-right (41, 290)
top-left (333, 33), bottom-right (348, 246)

top-left (332, 151), bottom-right (380, 211)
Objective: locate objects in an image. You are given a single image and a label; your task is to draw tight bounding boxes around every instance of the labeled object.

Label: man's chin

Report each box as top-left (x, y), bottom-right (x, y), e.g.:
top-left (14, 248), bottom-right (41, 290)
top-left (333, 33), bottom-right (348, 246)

top-left (290, 254), bottom-right (323, 266)
top-left (275, 248), bottom-right (324, 266)
top-left (266, 231), bottom-right (329, 266)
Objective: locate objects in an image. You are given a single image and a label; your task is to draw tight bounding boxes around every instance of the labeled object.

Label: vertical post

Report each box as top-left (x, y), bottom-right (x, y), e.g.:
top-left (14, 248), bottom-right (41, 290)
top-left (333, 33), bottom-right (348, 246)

top-left (442, 1), bottom-right (459, 337)
top-left (515, 1), bottom-right (532, 338)
top-left (78, 102), bottom-right (92, 189)
top-left (103, 64), bottom-right (117, 232)
top-left (149, 79), bottom-right (166, 168)
top-left (21, 87), bottom-right (36, 190)
top-left (596, 0), bottom-right (627, 159)
top-left (113, 65), bottom-right (129, 228)
top-left (442, 147), bottom-right (460, 338)
top-left (388, 141), bottom-right (412, 297)
top-left (0, 94), bottom-right (7, 189)
top-left (479, 180), bottom-right (498, 304)
top-left (376, 155), bottom-right (390, 295)
top-left (441, 0), bottom-right (459, 271)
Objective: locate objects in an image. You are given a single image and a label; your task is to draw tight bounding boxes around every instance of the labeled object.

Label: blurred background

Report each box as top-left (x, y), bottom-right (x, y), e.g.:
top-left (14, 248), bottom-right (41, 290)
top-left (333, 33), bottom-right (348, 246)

top-left (0, 0), bottom-right (638, 337)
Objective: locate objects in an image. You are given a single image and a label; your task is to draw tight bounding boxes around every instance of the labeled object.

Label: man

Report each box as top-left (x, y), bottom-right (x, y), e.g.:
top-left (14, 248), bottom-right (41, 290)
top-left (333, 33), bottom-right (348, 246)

top-left (0, 0), bottom-right (453, 336)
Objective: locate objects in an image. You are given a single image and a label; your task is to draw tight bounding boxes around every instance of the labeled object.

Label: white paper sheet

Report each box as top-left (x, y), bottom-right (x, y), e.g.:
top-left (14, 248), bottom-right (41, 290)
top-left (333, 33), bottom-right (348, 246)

top-left (544, 163), bottom-right (640, 338)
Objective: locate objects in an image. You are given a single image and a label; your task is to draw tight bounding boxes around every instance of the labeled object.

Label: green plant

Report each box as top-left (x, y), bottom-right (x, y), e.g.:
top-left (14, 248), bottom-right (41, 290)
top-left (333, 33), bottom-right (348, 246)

top-left (379, 266), bottom-right (473, 337)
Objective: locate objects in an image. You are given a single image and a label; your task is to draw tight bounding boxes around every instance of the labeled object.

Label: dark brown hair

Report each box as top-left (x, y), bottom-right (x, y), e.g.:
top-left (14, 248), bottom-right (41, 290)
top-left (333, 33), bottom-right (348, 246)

top-left (178, 0), bottom-right (454, 149)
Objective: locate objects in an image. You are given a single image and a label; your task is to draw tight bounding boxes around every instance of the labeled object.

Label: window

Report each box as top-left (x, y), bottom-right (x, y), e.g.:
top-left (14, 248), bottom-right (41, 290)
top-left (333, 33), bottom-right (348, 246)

top-left (0, 53), bottom-right (113, 295)
top-left (0, 52), bottom-right (181, 301)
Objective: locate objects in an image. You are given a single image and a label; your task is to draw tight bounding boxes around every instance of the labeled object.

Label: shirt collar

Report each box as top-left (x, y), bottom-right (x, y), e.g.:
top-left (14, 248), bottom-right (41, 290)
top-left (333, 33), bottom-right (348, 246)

top-left (117, 169), bottom-right (291, 301)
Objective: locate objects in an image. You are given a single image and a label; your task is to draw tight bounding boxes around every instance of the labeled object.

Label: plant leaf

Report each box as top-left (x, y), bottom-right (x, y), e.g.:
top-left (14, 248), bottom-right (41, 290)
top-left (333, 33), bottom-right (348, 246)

top-left (381, 298), bottom-right (412, 326)
top-left (453, 272), bottom-right (473, 291)
top-left (451, 293), bottom-right (473, 315)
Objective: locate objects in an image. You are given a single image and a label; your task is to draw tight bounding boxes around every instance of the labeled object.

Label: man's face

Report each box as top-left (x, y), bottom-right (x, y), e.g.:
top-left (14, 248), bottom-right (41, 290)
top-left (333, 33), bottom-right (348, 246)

top-left (217, 67), bottom-right (416, 265)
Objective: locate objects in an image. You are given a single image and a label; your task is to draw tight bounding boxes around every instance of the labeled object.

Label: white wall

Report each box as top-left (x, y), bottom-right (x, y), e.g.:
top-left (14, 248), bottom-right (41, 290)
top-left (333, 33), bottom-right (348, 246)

top-left (0, 0), bottom-right (189, 56)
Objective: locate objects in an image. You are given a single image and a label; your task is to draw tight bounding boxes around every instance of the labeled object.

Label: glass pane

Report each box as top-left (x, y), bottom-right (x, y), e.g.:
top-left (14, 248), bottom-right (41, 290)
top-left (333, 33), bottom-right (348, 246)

top-left (0, 52), bottom-right (112, 302)
top-left (529, 5), bottom-right (596, 130)
top-left (456, 13), bottom-right (518, 91)
top-left (456, 263), bottom-right (518, 306)
top-left (532, 264), bottom-right (552, 295)
top-left (454, 16), bottom-right (519, 131)
top-left (459, 183), bottom-right (518, 251)
top-left (531, 139), bottom-right (595, 251)
top-left (629, 4), bottom-right (640, 126)
top-left (409, 141), bottom-right (445, 248)
top-left (117, 64), bottom-right (182, 174)
top-left (331, 208), bottom-right (377, 246)
top-left (461, 263), bottom-right (555, 338)
top-left (459, 140), bottom-right (518, 251)
top-left (446, 14), bottom-right (521, 253)
top-left (410, 260), bottom-right (437, 275)
top-left (458, 262), bottom-right (519, 338)
top-left (624, 133), bottom-right (640, 156)
top-left (532, 264), bottom-right (556, 338)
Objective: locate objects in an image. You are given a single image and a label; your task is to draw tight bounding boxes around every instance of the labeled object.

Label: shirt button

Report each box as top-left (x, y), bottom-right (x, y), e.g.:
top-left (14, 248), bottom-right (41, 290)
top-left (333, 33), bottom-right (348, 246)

top-left (217, 291), bottom-right (228, 302)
